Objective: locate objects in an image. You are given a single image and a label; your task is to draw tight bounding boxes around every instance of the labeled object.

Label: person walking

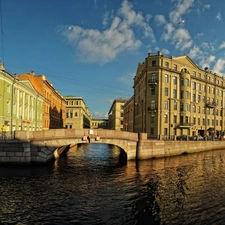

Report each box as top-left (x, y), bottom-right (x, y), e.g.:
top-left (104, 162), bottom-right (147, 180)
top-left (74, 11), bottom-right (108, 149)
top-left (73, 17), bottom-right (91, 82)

top-left (1, 125), bottom-right (6, 139)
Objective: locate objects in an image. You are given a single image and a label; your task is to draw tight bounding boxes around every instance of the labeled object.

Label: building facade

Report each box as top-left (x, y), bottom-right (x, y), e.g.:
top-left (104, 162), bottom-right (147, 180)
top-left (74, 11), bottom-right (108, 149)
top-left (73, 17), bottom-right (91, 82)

top-left (0, 65), bottom-right (44, 133)
top-left (131, 52), bottom-right (225, 139)
top-left (91, 119), bottom-right (108, 129)
top-left (16, 72), bottom-right (66, 130)
top-left (123, 96), bottom-right (134, 132)
top-left (108, 98), bottom-right (127, 131)
top-left (64, 95), bottom-right (92, 129)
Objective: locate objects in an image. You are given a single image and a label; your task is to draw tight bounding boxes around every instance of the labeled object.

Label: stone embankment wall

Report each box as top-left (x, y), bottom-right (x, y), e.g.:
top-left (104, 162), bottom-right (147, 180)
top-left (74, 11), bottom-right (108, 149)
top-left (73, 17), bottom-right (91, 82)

top-left (0, 140), bottom-right (31, 164)
top-left (0, 131), bottom-right (225, 164)
top-left (137, 133), bottom-right (225, 160)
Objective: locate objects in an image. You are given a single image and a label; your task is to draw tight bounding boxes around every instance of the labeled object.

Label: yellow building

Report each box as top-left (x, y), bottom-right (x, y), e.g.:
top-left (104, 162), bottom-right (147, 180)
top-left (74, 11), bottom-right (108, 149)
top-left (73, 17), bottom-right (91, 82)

top-left (131, 52), bottom-right (225, 139)
top-left (64, 95), bottom-right (92, 129)
top-left (108, 98), bottom-right (127, 131)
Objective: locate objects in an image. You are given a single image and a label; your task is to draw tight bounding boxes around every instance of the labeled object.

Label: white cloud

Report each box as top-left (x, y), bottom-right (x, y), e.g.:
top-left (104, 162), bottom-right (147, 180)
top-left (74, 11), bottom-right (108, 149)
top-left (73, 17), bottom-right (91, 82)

top-left (161, 49), bottom-right (169, 55)
top-left (145, 14), bottom-right (152, 22)
top-left (161, 23), bottom-right (175, 41)
top-left (62, 0), bottom-right (154, 64)
top-left (188, 45), bottom-right (203, 59)
top-left (199, 55), bottom-right (216, 69)
top-left (172, 28), bottom-right (193, 50)
top-left (213, 58), bottom-right (225, 75)
top-left (216, 12), bottom-right (222, 21)
top-left (220, 42), bottom-right (225, 49)
top-left (155, 14), bottom-right (167, 26)
top-left (169, 0), bottom-right (195, 24)
top-left (203, 4), bottom-right (210, 10)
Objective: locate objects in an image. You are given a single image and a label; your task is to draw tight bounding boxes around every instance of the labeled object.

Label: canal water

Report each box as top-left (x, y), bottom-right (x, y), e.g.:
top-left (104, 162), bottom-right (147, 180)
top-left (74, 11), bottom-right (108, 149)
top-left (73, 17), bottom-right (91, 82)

top-left (1, 143), bottom-right (225, 224)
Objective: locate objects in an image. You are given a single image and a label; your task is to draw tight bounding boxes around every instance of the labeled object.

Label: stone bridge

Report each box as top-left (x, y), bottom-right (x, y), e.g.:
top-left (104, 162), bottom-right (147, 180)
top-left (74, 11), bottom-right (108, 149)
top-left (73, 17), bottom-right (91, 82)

top-left (13, 129), bottom-right (141, 163)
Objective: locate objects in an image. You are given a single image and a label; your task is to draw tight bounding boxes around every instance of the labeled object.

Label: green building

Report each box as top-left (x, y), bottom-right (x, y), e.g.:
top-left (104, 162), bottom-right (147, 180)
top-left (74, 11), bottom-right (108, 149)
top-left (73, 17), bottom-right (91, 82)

top-left (0, 64), bottom-right (44, 134)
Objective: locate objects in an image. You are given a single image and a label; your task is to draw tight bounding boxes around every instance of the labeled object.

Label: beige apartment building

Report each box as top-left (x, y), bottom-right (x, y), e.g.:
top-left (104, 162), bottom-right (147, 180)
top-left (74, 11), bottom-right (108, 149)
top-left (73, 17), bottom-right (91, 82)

top-left (64, 95), bottom-right (92, 129)
top-left (125, 52), bottom-right (225, 139)
top-left (108, 98), bottom-right (127, 131)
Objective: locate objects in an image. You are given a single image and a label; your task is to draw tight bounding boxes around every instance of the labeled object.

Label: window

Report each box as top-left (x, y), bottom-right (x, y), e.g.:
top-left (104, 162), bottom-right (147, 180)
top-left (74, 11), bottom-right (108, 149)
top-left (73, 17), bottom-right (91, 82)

top-left (152, 60), bottom-right (156, 66)
top-left (198, 73), bottom-right (201, 78)
top-left (185, 103), bottom-right (189, 111)
top-left (174, 115), bottom-right (177, 123)
top-left (151, 86), bottom-right (156, 95)
top-left (180, 90), bottom-right (183, 98)
top-left (151, 73), bottom-right (156, 82)
top-left (150, 115), bottom-right (154, 123)
top-left (192, 82), bottom-right (196, 89)
top-left (208, 86), bottom-right (210, 93)
top-left (193, 117), bottom-right (196, 125)
top-left (165, 74), bottom-right (169, 83)
top-left (173, 89), bottom-right (177, 98)
top-left (198, 106), bottom-right (200, 113)
top-left (165, 88), bottom-right (168, 96)
top-left (192, 93), bottom-right (196, 102)
top-left (193, 105), bottom-right (196, 112)
top-left (165, 62), bottom-right (169, 68)
top-left (180, 78), bottom-right (184, 86)
top-left (180, 103), bottom-right (183, 111)
top-left (173, 76), bottom-right (177, 84)
top-left (7, 100), bottom-right (10, 113)
top-left (164, 114), bottom-right (168, 123)
top-left (185, 78), bottom-right (189, 86)
top-left (164, 101), bottom-right (168, 109)
top-left (203, 85), bottom-right (206, 92)
top-left (198, 83), bottom-right (201, 91)
top-left (174, 64), bottom-right (177, 71)
top-left (198, 118), bottom-right (200, 125)
top-left (174, 101), bottom-right (177, 110)
top-left (151, 100), bottom-right (156, 109)
top-left (193, 71), bottom-right (196, 76)
top-left (185, 91), bottom-right (189, 99)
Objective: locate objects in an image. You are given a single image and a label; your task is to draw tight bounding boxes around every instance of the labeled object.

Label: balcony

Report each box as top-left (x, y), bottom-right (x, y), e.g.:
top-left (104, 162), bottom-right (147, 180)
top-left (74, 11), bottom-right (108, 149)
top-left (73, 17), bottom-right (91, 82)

top-left (176, 122), bottom-right (194, 128)
top-left (205, 101), bottom-right (216, 108)
top-left (148, 79), bottom-right (157, 85)
top-left (148, 106), bottom-right (157, 112)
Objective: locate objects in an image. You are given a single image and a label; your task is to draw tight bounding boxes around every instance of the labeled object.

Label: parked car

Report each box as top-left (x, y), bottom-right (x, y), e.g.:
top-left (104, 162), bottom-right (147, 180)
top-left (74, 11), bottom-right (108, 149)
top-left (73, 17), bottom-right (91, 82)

top-left (176, 135), bottom-right (191, 140)
top-left (192, 135), bottom-right (204, 140)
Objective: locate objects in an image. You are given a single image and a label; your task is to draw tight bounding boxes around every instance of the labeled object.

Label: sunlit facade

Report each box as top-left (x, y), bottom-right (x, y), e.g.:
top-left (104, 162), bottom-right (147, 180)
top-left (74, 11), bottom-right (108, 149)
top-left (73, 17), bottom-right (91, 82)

top-left (127, 52), bottom-right (225, 139)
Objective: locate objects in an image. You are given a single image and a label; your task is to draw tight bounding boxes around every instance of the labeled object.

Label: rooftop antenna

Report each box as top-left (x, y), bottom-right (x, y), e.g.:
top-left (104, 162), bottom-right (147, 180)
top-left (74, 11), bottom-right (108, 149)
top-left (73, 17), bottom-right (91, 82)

top-left (0, 0), bottom-right (4, 64)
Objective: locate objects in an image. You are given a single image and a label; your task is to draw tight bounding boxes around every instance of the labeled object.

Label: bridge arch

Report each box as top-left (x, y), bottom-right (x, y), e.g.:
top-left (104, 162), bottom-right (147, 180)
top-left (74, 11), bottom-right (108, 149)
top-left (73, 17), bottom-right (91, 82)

top-left (14, 129), bottom-right (139, 163)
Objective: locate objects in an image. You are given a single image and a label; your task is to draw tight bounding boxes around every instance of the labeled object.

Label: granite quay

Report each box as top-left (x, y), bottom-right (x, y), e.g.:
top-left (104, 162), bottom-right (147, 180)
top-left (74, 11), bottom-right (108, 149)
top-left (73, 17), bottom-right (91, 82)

top-left (0, 129), bottom-right (225, 165)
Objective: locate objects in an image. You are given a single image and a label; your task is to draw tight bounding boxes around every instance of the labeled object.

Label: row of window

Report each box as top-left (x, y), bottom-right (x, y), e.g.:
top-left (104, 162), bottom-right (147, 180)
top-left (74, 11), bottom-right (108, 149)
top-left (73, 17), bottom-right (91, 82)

top-left (150, 73), bottom-right (224, 88)
top-left (150, 62), bottom-right (222, 85)
top-left (150, 115), bottom-right (223, 127)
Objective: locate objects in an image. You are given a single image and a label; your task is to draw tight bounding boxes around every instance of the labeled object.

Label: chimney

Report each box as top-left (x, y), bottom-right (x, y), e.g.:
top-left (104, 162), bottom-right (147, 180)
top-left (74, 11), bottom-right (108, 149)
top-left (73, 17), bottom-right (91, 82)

top-left (0, 63), bottom-right (5, 71)
top-left (31, 71), bottom-right (35, 76)
top-left (158, 51), bottom-right (162, 56)
top-left (148, 53), bottom-right (152, 57)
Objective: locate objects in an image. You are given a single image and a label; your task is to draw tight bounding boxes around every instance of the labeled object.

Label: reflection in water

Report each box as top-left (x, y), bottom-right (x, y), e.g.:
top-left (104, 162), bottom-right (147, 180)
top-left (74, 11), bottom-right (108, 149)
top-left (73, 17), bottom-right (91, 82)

top-left (1, 144), bottom-right (225, 224)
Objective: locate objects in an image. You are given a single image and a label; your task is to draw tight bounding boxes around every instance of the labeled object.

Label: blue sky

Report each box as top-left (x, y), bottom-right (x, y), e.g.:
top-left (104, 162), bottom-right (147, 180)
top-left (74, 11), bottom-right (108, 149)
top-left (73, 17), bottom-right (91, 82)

top-left (1, 0), bottom-right (225, 119)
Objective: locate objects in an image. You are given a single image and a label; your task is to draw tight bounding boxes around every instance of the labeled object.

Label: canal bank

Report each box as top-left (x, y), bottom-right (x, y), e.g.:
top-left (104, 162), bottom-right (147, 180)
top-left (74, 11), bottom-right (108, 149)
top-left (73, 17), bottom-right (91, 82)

top-left (0, 133), bottom-right (225, 164)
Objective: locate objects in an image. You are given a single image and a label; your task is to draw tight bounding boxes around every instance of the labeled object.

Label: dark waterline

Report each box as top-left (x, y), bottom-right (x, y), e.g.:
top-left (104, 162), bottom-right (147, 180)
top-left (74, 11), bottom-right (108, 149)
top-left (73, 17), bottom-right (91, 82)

top-left (1, 143), bottom-right (225, 224)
